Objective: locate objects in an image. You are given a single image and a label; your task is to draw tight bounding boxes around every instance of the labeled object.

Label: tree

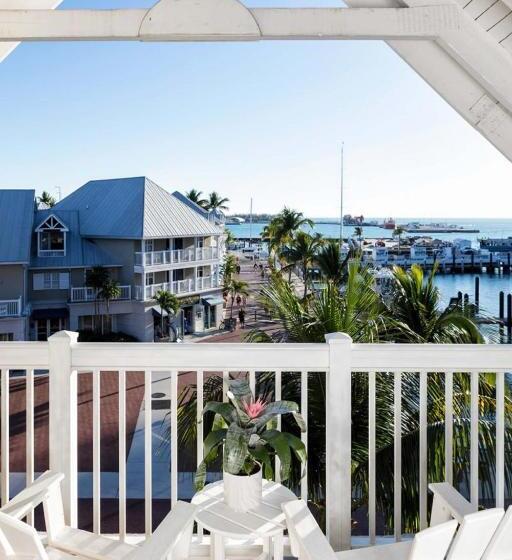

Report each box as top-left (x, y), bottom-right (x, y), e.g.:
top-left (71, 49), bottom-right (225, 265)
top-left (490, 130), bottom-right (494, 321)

top-left (315, 240), bottom-right (348, 286)
top-left (280, 232), bottom-right (323, 298)
top-left (389, 264), bottom-right (483, 343)
top-left (228, 279), bottom-right (249, 319)
top-left (354, 226), bottom-right (363, 243)
top-left (206, 191), bottom-right (230, 212)
top-left (99, 279), bottom-right (121, 334)
top-left (393, 225), bottom-right (405, 252)
top-left (37, 191), bottom-right (56, 208)
top-left (154, 290), bottom-right (180, 339)
top-left (185, 189), bottom-right (208, 209)
top-left (86, 266), bottom-right (109, 332)
top-left (220, 253), bottom-right (237, 291)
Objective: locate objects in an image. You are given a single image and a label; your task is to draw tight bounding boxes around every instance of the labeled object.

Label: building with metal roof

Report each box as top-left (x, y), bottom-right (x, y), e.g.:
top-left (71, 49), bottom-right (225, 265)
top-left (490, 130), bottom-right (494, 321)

top-left (0, 177), bottom-right (225, 342)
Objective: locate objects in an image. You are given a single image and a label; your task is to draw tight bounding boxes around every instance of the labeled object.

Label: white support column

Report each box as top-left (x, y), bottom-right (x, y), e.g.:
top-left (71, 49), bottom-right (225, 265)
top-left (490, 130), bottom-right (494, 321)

top-left (325, 332), bottom-right (352, 551)
top-left (48, 330), bottom-right (79, 527)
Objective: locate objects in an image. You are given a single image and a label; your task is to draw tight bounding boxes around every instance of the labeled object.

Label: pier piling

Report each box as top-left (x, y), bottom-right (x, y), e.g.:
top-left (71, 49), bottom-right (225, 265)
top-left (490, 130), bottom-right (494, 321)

top-left (475, 277), bottom-right (480, 310)
top-left (499, 291), bottom-right (505, 320)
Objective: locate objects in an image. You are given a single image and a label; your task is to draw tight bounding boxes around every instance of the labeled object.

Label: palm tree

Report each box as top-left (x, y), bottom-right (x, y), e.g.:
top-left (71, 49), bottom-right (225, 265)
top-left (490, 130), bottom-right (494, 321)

top-left (315, 240), bottom-right (348, 286)
top-left (185, 189), bottom-right (208, 209)
top-left (393, 225), bottom-right (405, 253)
top-left (354, 226), bottom-right (363, 243)
top-left (99, 279), bottom-right (121, 334)
top-left (85, 266), bottom-right (109, 332)
top-left (275, 207), bottom-right (314, 245)
top-left (154, 290), bottom-right (180, 339)
top-left (280, 232), bottom-right (323, 298)
top-left (220, 254), bottom-right (236, 291)
top-left (206, 191), bottom-right (230, 212)
top-left (37, 191), bottom-right (56, 208)
top-left (389, 264), bottom-right (483, 343)
top-left (228, 279), bottom-right (249, 319)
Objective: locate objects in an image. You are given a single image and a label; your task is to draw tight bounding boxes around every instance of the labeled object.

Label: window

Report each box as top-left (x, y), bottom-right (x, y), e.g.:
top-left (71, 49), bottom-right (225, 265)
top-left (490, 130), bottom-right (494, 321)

top-left (33, 272), bottom-right (69, 290)
top-left (78, 315), bottom-right (94, 331)
top-left (144, 239), bottom-right (154, 252)
top-left (0, 333), bottom-right (13, 341)
top-left (145, 272), bottom-right (155, 286)
top-left (35, 214), bottom-right (68, 256)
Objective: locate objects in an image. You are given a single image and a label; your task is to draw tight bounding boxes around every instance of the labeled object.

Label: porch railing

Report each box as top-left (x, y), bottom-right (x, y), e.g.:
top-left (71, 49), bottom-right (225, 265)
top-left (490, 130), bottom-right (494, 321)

top-left (134, 247), bottom-right (219, 267)
top-left (70, 286), bottom-right (132, 302)
top-left (0, 334), bottom-right (510, 551)
top-left (0, 297), bottom-right (21, 317)
top-left (135, 276), bottom-right (220, 300)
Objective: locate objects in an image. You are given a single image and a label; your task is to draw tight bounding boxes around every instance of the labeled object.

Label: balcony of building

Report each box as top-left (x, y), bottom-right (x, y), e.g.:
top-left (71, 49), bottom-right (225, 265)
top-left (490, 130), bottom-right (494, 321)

top-left (134, 244), bottom-right (221, 274)
top-left (0, 332), bottom-right (510, 556)
top-left (0, 297), bottom-right (22, 318)
top-left (69, 286), bottom-right (132, 303)
top-left (135, 275), bottom-right (220, 301)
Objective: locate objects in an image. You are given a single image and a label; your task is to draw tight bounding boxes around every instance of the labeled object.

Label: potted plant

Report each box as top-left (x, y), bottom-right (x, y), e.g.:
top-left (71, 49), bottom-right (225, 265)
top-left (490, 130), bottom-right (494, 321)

top-left (195, 379), bottom-right (307, 512)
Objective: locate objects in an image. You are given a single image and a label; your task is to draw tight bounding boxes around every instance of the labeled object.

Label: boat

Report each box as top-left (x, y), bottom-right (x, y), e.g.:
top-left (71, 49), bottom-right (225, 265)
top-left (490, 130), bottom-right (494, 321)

top-left (403, 222), bottom-right (479, 233)
top-left (381, 218), bottom-right (396, 230)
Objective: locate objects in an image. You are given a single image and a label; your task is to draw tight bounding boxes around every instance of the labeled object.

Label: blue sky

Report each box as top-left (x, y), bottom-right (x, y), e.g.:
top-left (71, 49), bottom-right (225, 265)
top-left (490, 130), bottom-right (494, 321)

top-left (0, 0), bottom-right (511, 217)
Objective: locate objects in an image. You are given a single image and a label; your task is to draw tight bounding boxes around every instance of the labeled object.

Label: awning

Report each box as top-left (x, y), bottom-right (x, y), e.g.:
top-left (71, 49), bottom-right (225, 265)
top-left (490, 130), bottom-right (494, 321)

top-left (31, 308), bottom-right (69, 320)
top-left (202, 296), bottom-right (224, 307)
top-left (151, 306), bottom-right (169, 318)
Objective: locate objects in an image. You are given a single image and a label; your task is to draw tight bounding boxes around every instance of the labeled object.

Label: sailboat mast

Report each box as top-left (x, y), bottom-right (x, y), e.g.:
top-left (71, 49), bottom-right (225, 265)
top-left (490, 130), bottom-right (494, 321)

top-left (249, 197), bottom-right (253, 247)
top-left (339, 142), bottom-right (344, 249)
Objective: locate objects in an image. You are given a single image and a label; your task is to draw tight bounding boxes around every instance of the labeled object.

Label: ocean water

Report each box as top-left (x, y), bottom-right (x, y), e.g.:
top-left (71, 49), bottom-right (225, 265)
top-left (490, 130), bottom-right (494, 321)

top-left (228, 218), bottom-right (512, 244)
top-left (228, 218), bottom-right (512, 317)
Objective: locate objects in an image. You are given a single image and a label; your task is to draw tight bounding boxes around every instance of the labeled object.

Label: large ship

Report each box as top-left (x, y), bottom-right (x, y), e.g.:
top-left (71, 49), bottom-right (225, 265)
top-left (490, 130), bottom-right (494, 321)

top-left (381, 218), bottom-right (396, 230)
top-left (480, 237), bottom-right (512, 252)
top-left (403, 222), bottom-right (479, 234)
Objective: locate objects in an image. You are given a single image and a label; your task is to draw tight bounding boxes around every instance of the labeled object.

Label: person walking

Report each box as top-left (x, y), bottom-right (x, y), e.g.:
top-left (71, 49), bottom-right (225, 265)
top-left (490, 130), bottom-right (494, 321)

top-left (238, 307), bottom-right (246, 329)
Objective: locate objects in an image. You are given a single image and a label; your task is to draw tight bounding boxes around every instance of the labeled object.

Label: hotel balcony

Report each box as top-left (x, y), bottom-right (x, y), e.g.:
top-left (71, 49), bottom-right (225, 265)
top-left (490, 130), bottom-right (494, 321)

top-left (0, 297), bottom-right (22, 317)
top-left (134, 247), bottom-right (220, 273)
top-left (70, 286), bottom-right (132, 303)
top-left (135, 275), bottom-right (220, 301)
top-left (0, 332), bottom-right (510, 555)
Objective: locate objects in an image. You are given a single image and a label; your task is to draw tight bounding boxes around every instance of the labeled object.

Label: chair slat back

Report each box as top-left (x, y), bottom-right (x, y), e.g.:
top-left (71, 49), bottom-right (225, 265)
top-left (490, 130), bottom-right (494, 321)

top-left (481, 506), bottom-right (512, 560)
top-left (126, 501), bottom-right (197, 560)
top-left (408, 520), bottom-right (458, 560)
top-left (447, 508), bottom-right (504, 560)
top-left (0, 511), bottom-right (48, 559)
top-left (281, 500), bottom-right (342, 560)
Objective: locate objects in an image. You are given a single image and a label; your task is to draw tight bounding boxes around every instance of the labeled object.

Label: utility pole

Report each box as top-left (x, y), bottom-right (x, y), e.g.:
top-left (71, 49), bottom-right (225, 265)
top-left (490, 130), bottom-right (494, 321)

top-left (339, 143), bottom-right (344, 249)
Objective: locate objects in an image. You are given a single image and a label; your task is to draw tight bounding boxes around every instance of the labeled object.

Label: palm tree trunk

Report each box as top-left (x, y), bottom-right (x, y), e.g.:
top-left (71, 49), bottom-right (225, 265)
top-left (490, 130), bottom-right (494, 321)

top-left (303, 264), bottom-right (308, 298)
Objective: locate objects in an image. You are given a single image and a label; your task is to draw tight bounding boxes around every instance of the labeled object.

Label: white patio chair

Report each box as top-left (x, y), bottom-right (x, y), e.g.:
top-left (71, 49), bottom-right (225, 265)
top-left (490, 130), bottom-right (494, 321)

top-left (282, 498), bottom-right (504, 560)
top-left (481, 506), bottom-right (512, 560)
top-left (0, 470), bottom-right (198, 560)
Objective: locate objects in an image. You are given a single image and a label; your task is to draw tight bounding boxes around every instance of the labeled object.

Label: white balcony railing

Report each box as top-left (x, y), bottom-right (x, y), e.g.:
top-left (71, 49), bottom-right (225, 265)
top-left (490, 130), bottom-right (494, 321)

top-left (134, 247), bottom-right (219, 268)
top-left (136, 276), bottom-right (219, 300)
top-left (70, 285), bottom-right (132, 302)
top-left (0, 333), bottom-right (510, 551)
top-left (0, 297), bottom-right (21, 317)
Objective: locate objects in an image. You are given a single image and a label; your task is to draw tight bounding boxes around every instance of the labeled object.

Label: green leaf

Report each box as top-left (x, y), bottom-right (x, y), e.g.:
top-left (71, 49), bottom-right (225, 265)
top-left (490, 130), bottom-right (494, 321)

top-left (224, 423), bottom-right (250, 475)
top-left (229, 379), bottom-right (253, 403)
top-left (195, 459), bottom-right (208, 491)
top-left (282, 432), bottom-right (307, 469)
top-left (203, 428), bottom-right (227, 458)
top-left (261, 430), bottom-right (292, 482)
top-left (202, 401), bottom-right (237, 425)
top-left (250, 446), bottom-right (274, 480)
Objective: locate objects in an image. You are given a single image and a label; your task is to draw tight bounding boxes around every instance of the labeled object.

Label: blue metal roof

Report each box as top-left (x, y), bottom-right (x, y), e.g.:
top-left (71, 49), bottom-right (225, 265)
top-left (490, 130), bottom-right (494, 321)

top-left (54, 177), bottom-right (223, 239)
top-left (0, 189), bottom-right (35, 263)
top-left (30, 209), bottom-right (122, 269)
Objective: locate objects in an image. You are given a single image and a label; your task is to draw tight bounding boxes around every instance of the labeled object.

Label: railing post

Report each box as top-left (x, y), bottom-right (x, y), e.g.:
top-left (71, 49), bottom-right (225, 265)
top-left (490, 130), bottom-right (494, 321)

top-left (325, 332), bottom-right (352, 551)
top-left (48, 330), bottom-right (79, 527)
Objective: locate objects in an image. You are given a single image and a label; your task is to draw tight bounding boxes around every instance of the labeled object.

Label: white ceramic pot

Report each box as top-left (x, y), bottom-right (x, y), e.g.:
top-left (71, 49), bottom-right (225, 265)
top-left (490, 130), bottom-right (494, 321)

top-left (223, 467), bottom-right (262, 512)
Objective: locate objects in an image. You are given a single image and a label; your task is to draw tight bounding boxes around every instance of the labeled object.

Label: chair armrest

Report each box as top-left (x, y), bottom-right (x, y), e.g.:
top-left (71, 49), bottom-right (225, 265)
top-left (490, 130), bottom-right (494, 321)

top-left (429, 482), bottom-right (476, 525)
top-left (0, 471), bottom-right (64, 520)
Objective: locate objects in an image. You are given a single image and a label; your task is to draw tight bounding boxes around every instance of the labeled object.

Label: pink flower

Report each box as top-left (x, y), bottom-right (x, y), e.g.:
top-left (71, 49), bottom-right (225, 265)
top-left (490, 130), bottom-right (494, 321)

top-left (243, 398), bottom-right (267, 419)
